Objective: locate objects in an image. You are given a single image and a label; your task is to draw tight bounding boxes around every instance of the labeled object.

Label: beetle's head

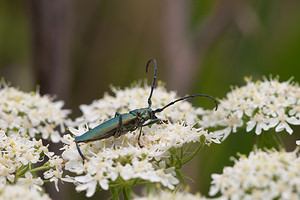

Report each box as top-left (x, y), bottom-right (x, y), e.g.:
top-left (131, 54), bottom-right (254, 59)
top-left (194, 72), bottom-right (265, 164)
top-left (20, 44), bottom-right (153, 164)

top-left (137, 108), bottom-right (158, 120)
top-left (150, 110), bottom-right (158, 119)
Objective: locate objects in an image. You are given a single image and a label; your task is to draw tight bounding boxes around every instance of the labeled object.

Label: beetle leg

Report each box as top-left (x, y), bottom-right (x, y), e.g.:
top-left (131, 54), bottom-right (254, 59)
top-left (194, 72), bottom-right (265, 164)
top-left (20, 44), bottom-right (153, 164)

top-left (110, 114), bottom-right (123, 150)
top-left (114, 114), bottom-right (123, 138)
top-left (115, 112), bottom-right (121, 117)
top-left (76, 142), bottom-right (85, 160)
top-left (138, 127), bottom-right (144, 148)
top-left (138, 119), bottom-right (162, 148)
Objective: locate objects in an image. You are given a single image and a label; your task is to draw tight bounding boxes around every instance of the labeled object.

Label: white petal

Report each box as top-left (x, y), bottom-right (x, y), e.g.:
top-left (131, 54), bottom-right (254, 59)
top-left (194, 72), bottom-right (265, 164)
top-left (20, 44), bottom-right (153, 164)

top-left (99, 179), bottom-right (109, 190)
top-left (75, 174), bottom-right (93, 183)
top-left (255, 123), bottom-right (262, 135)
top-left (246, 121), bottom-right (256, 132)
top-left (286, 117), bottom-right (300, 125)
top-left (268, 118), bottom-right (279, 128)
top-left (275, 122), bottom-right (293, 134)
top-left (86, 182), bottom-right (97, 197)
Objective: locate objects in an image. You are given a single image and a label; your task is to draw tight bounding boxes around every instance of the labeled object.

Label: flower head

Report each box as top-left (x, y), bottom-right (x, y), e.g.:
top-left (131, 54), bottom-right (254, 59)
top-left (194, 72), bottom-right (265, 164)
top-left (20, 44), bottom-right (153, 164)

top-left (63, 83), bottom-right (218, 197)
top-left (17, 172), bottom-right (44, 191)
top-left (0, 130), bottom-right (53, 185)
top-left (134, 189), bottom-right (207, 200)
top-left (209, 149), bottom-right (300, 200)
top-left (63, 122), bottom-right (208, 197)
top-left (0, 81), bottom-right (70, 142)
top-left (0, 184), bottom-right (51, 200)
top-left (200, 77), bottom-right (300, 140)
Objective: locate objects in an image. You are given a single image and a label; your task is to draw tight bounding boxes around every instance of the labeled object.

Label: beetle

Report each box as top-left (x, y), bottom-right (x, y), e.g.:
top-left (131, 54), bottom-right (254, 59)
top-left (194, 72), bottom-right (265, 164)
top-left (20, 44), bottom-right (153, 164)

top-left (75, 58), bottom-right (218, 160)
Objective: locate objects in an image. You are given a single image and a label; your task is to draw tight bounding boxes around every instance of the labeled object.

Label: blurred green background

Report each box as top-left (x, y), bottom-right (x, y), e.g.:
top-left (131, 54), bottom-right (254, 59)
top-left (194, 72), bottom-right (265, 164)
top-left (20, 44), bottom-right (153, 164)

top-left (1, 0), bottom-right (300, 199)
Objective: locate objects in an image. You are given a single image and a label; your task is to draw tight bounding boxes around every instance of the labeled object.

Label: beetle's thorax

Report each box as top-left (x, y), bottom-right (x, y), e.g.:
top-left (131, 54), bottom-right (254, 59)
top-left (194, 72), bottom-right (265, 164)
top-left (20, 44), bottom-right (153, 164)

top-left (130, 107), bottom-right (155, 120)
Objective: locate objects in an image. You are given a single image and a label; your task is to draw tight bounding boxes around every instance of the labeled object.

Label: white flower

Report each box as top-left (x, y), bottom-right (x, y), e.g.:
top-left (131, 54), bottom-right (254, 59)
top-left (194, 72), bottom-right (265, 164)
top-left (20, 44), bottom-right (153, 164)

top-left (199, 77), bottom-right (300, 140)
top-left (0, 184), bottom-right (51, 200)
top-left (63, 83), bottom-right (217, 197)
top-left (17, 172), bottom-right (44, 191)
top-left (43, 169), bottom-right (63, 191)
top-left (246, 112), bottom-right (269, 135)
top-left (43, 155), bottom-right (64, 191)
top-left (0, 81), bottom-right (70, 142)
top-left (268, 109), bottom-right (300, 134)
top-left (74, 174), bottom-right (109, 197)
top-left (48, 155), bottom-right (64, 170)
top-left (152, 162), bottom-right (179, 190)
top-left (0, 130), bottom-right (53, 185)
top-left (133, 189), bottom-right (208, 200)
top-left (209, 149), bottom-right (300, 200)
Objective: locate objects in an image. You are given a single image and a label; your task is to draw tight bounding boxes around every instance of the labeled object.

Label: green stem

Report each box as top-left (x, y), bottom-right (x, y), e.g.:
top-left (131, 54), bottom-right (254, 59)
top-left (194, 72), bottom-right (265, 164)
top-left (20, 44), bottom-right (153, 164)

top-left (182, 142), bottom-right (204, 166)
top-left (16, 164), bottom-right (30, 177)
top-left (182, 142), bottom-right (194, 158)
top-left (146, 183), bottom-right (153, 195)
top-left (175, 169), bottom-right (185, 184)
top-left (271, 132), bottom-right (284, 149)
top-left (180, 146), bottom-right (183, 158)
top-left (110, 186), bottom-right (119, 200)
top-left (29, 164), bottom-right (51, 173)
top-left (174, 149), bottom-right (181, 166)
top-left (122, 186), bottom-right (131, 200)
top-left (134, 180), bottom-right (152, 185)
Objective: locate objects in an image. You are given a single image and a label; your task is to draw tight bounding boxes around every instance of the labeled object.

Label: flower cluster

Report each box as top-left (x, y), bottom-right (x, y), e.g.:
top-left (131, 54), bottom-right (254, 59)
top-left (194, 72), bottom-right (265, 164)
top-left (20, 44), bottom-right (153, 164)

top-left (199, 77), bottom-right (300, 140)
top-left (0, 81), bottom-right (70, 142)
top-left (62, 124), bottom-right (208, 197)
top-left (209, 149), bottom-right (300, 200)
top-left (63, 84), bottom-right (219, 197)
top-left (0, 130), bottom-right (54, 187)
top-left (0, 184), bottom-right (51, 200)
top-left (0, 128), bottom-right (66, 194)
top-left (133, 189), bottom-right (207, 200)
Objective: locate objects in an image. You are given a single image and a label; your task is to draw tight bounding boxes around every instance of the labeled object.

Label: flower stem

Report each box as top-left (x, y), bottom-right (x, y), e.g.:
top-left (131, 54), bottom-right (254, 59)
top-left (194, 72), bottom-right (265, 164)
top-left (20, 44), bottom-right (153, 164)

top-left (29, 164), bottom-right (51, 173)
top-left (182, 142), bottom-right (204, 165)
top-left (182, 142), bottom-right (194, 158)
top-left (16, 164), bottom-right (30, 177)
top-left (122, 186), bottom-right (131, 200)
top-left (110, 186), bottom-right (119, 200)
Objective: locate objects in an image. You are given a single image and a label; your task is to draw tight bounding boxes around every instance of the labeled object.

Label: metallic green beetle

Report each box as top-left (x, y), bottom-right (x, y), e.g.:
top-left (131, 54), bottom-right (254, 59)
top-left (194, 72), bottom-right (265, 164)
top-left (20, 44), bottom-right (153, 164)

top-left (75, 59), bottom-right (218, 160)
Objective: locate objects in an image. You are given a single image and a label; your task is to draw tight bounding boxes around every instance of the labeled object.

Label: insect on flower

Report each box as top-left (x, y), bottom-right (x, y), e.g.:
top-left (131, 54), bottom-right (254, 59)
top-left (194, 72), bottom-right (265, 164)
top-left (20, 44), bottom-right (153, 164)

top-left (75, 59), bottom-right (218, 160)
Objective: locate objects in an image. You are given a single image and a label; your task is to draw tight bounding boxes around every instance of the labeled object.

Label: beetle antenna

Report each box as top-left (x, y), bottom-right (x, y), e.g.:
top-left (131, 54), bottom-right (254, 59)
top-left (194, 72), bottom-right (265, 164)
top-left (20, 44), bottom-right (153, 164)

top-left (146, 58), bottom-right (157, 108)
top-left (154, 94), bottom-right (218, 113)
